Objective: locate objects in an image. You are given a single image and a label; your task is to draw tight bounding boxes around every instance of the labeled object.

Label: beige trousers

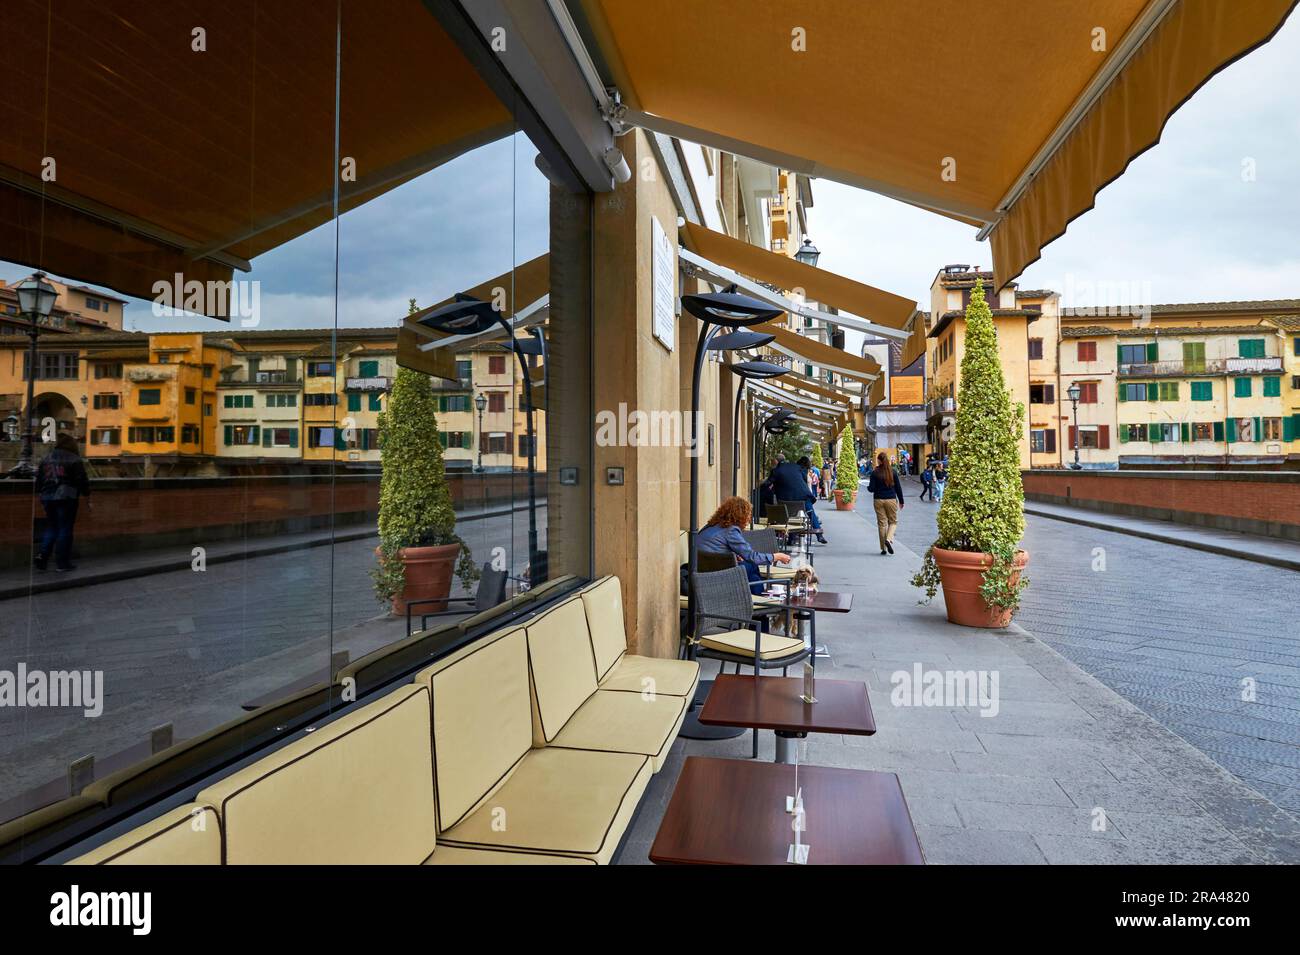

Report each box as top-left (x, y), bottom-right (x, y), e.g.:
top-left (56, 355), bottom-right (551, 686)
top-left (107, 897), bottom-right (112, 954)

top-left (874, 499), bottom-right (899, 550)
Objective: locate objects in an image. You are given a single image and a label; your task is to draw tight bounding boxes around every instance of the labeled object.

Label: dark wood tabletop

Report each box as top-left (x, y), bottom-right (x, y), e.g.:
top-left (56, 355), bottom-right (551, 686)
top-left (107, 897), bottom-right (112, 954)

top-left (649, 757), bottom-right (924, 865)
top-left (699, 674), bottom-right (875, 735)
top-left (780, 590), bottom-right (852, 613)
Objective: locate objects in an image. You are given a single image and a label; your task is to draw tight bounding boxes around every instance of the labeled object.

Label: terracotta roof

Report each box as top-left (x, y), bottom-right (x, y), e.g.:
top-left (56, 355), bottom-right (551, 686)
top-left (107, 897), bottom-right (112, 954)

top-left (1061, 299), bottom-right (1300, 318)
top-left (929, 307), bottom-right (1040, 339)
top-left (1060, 323), bottom-right (1276, 338)
top-left (1265, 315), bottom-right (1300, 330)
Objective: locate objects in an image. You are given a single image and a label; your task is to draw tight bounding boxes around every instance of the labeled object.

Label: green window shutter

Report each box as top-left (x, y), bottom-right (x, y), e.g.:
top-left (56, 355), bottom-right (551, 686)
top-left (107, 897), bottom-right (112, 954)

top-left (224, 425), bottom-right (232, 445)
top-left (223, 395), bottom-right (232, 408)
top-left (334, 428), bottom-right (346, 451)
top-left (369, 393), bottom-right (383, 411)
top-left (1234, 378), bottom-right (1251, 398)
top-left (1118, 385), bottom-right (1127, 403)
top-left (347, 393), bottom-right (360, 412)
top-left (1168, 382), bottom-right (1179, 400)
top-left (1285, 417), bottom-right (1296, 442)
top-left (1255, 416), bottom-right (1263, 441)
top-left (1146, 383), bottom-right (1158, 402)
top-left (1118, 427), bottom-right (1128, 444)
top-left (262, 427), bottom-right (271, 448)
top-left (1149, 424), bottom-right (1161, 443)
top-left (1180, 422), bottom-right (1190, 443)
top-left (1263, 376), bottom-right (1281, 397)
top-left (289, 428), bottom-right (298, 448)
top-left (1116, 344), bottom-right (1123, 363)
top-left (1191, 381), bottom-right (1211, 401)
top-left (1226, 418), bottom-right (1238, 442)
top-left (1213, 421), bottom-right (1225, 442)
top-left (1146, 342), bottom-right (1158, 361)
top-left (359, 360), bottom-right (379, 377)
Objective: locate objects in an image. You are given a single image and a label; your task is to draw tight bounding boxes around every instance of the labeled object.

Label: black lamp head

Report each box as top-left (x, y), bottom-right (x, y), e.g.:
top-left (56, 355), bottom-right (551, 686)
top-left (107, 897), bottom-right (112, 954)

top-left (707, 329), bottom-right (775, 352)
top-left (681, 284), bottom-right (782, 327)
top-left (419, 293), bottom-right (501, 335)
top-left (763, 409), bottom-right (796, 433)
top-left (730, 360), bottom-right (788, 380)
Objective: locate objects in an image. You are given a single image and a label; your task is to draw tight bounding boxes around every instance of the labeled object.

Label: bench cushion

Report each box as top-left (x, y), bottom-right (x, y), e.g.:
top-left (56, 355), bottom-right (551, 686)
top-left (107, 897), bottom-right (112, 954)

top-left (414, 629), bottom-right (532, 834)
top-left (68, 804), bottom-right (221, 865)
top-left (599, 654), bottom-right (699, 698)
top-left (426, 845), bottom-right (595, 865)
top-left (196, 684), bottom-right (435, 864)
top-left (549, 689), bottom-right (687, 772)
top-left (581, 576), bottom-right (627, 680)
top-left (438, 747), bottom-right (650, 865)
top-left (525, 599), bottom-right (599, 744)
top-left (699, 628), bottom-right (805, 661)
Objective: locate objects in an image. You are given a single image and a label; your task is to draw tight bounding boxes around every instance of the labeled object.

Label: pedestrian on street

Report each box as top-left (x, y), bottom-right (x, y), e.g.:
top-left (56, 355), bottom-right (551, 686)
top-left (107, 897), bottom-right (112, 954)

top-left (919, 464), bottom-right (934, 502)
top-left (34, 433), bottom-right (92, 572)
top-left (933, 463), bottom-right (948, 503)
top-left (867, 451), bottom-right (905, 555)
top-left (765, 454), bottom-right (829, 544)
top-left (820, 462), bottom-right (834, 499)
top-left (808, 465), bottom-right (820, 501)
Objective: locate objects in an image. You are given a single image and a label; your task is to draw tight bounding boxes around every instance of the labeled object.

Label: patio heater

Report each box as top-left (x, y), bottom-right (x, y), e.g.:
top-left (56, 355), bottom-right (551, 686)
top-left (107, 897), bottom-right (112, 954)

top-left (679, 286), bottom-right (783, 740)
top-left (421, 294), bottom-right (543, 581)
top-left (7, 272), bottom-right (58, 479)
top-left (727, 357), bottom-right (788, 497)
top-left (1066, 382), bottom-right (1082, 470)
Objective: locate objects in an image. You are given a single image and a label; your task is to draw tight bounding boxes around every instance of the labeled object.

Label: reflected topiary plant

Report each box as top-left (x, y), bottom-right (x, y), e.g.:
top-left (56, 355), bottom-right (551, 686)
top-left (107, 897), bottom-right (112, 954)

top-left (835, 426), bottom-right (856, 503)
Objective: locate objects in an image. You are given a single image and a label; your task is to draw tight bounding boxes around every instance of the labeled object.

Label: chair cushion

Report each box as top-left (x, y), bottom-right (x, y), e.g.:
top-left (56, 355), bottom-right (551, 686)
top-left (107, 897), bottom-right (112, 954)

top-left (599, 654), bottom-right (700, 698)
top-left (426, 845), bottom-right (595, 865)
top-left (525, 599), bottom-right (599, 744)
top-left (414, 629), bottom-right (532, 834)
top-left (699, 628), bottom-right (805, 661)
top-left (196, 684), bottom-right (435, 864)
top-left (549, 689), bottom-right (687, 771)
top-left (68, 804), bottom-right (221, 865)
top-left (439, 747), bottom-right (650, 865)
top-left (581, 576), bottom-right (627, 681)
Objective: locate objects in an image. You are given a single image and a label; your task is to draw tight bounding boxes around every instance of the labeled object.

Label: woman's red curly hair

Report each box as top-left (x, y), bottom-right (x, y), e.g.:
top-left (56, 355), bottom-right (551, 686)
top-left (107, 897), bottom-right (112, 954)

top-left (705, 496), bottom-right (752, 529)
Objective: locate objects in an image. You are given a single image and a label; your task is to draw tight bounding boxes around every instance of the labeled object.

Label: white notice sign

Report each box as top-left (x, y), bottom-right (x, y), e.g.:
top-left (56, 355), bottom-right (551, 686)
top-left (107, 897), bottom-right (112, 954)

top-left (651, 215), bottom-right (675, 352)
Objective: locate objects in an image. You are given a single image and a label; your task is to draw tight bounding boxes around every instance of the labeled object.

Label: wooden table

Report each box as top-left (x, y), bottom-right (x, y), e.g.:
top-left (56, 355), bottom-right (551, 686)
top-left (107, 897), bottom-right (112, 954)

top-left (649, 756), bottom-right (923, 865)
top-left (757, 589), bottom-right (851, 662)
top-left (699, 674), bottom-right (874, 762)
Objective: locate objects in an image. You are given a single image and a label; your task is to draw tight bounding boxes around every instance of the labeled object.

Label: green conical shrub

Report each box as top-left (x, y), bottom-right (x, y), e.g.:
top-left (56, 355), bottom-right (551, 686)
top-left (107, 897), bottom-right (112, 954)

top-left (811, 443), bottom-right (824, 470)
top-left (835, 426), bottom-right (857, 503)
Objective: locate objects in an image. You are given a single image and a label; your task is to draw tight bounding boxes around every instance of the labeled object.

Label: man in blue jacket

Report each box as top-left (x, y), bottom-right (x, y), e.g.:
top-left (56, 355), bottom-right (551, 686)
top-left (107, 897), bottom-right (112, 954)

top-left (766, 454), bottom-right (828, 544)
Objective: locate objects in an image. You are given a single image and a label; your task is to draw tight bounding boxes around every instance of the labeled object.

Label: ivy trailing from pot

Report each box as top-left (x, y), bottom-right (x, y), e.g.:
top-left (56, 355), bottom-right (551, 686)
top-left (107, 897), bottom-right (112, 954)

top-left (372, 300), bottom-right (479, 613)
top-left (910, 280), bottom-right (1029, 628)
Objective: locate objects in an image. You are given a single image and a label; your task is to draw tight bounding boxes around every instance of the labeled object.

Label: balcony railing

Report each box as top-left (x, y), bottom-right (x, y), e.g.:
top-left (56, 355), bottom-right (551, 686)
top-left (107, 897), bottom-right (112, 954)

top-left (344, 376), bottom-right (392, 392)
top-left (1118, 356), bottom-right (1282, 377)
top-left (926, 396), bottom-right (956, 419)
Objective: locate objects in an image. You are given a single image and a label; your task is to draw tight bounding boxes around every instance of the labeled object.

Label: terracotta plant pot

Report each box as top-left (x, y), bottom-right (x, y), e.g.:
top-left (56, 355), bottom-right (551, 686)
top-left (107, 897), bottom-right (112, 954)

top-left (376, 542), bottom-right (461, 616)
top-left (833, 489), bottom-right (855, 511)
top-left (932, 547), bottom-right (1029, 629)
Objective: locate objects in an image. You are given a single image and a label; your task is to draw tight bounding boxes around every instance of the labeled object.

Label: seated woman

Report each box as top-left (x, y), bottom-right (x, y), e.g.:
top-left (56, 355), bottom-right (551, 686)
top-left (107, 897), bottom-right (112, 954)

top-left (696, 496), bottom-right (792, 594)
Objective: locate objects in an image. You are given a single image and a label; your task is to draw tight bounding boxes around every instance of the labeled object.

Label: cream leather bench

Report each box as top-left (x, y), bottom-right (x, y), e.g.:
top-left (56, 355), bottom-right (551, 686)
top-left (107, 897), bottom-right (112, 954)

top-left (417, 628), bottom-right (637, 864)
top-left (69, 804), bottom-right (222, 865)
top-left (582, 575), bottom-right (699, 699)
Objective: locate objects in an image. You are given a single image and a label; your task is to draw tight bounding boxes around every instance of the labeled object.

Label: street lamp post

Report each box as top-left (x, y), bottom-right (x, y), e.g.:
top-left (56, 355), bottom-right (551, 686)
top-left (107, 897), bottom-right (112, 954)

top-left (473, 391), bottom-right (487, 472)
top-left (1067, 382), bottom-right (1082, 470)
top-left (8, 272), bottom-right (58, 479)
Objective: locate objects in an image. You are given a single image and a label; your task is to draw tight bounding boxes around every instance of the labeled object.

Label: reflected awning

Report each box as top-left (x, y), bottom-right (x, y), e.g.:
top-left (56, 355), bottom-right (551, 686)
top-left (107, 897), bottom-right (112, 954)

top-left (681, 223), bottom-right (916, 332)
top-left (751, 323), bottom-right (880, 385)
top-left (869, 375), bottom-right (886, 410)
top-left (581, 0), bottom-right (1295, 289)
top-left (899, 315), bottom-right (929, 372)
top-left (0, 0), bottom-right (513, 315)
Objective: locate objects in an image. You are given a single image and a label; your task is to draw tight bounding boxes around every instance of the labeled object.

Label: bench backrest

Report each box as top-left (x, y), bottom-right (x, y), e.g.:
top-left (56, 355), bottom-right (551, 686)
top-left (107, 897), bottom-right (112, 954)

top-left (414, 628), bottom-right (533, 834)
top-left (69, 804), bottom-right (222, 865)
top-left (525, 598), bottom-right (598, 744)
top-left (580, 576), bottom-right (627, 681)
top-left (195, 684), bottom-right (435, 864)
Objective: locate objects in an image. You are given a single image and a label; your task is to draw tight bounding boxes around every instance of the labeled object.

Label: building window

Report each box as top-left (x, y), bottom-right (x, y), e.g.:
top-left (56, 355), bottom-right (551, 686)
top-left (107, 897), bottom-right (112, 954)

top-left (256, 370), bottom-right (289, 384)
top-left (24, 352), bottom-right (79, 380)
top-left (84, 296), bottom-right (106, 311)
top-left (1191, 422), bottom-right (1214, 442)
top-left (488, 391), bottom-right (506, 413)
top-left (1077, 382), bottom-right (1098, 404)
top-left (204, 403), bottom-right (213, 417)
top-left (307, 361), bottom-right (335, 377)
top-left (1027, 338), bottom-right (1043, 360)
top-left (185, 387), bottom-right (197, 404)
top-left (304, 393), bottom-right (338, 406)
top-left (181, 424), bottom-right (200, 444)
top-left (308, 426), bottom-right (337, 448)
top-left (438, 394), bottom-right (470, 413)
top-left (368, 393), bottom-right (383, 411)
top-left (1119, 382), bottom-right (1146, 402)
top-left (138, 388), bottom-right (162, 405)
top-left (1029, 429), bottom-right (1056, 453)
top-left (94, 362), bottom-right (123, 379)
top-left (1190, 381), bottom-right (1213, 401)
top-left (1121, 423), bottom-right (1148, 443)
top-left (1157, 381), bottom-right (1179, 401)
top-left (90, 428), bottom-right (120, 446)
top-left (358, 359), bottom-right (379, 377)
top-left (129, 426), bottom-right (155, 443)
top-left (1263, 376), bottom-right (1281, 397)
top-left (1028, 383), bottom-right (1055, 404)
top-left (1157, 423), bottom-right (1180, 443)
top-left (92, 394), bottom-right (120, 410)
top-left (488, 355), bottom-right (506, 376)
top-left (438, 431), bottom-right (470, 449)
top-left (1238, 338), bottom-right (1266, 359)
top-left (1233, 377), bottom-right (1252, 398)
top-left (486, 433), bottom-right (509, 454)
top-left (267, 427), bottom-right (297, 448)
top-left (1263, 417), bottom-right (1283, 440)
top-left (456, 359), bottom-right (472, 382)
top-left (203, 364), bottom-right (213, 378)
top-left (225, 425), bottom-right (260, 446)
top-left (1070, 425), bottom-right (1105, 449)
top-left (224, 394), bottom-right (255, 409)
top-left (1117, 343), bottom-right (1148, 365)
top-left (1183, 341), bottom-right (1206, 372)
top-left (1076, 341), bottom-right (1097, 362)
top-left (266, 393), bottom-right (297, 408)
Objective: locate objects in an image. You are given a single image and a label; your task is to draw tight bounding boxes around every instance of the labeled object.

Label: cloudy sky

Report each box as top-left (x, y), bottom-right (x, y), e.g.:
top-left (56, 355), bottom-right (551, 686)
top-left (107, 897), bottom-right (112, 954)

top-left (3, 12), bottom-right (1297, 334)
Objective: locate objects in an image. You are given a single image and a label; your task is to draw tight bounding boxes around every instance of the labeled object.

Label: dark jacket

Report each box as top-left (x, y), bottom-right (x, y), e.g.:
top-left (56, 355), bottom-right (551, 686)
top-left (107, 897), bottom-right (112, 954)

top-left (866, 467), bottom-right (905, 504)
top-left (767, 461), bottom-right (814, 506)
top-left (35, 448), bottom-right (91, 502)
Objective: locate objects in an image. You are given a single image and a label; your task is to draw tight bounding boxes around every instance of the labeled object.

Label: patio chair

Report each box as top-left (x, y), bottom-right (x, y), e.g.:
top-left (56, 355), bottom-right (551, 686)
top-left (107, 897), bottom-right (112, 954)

top-left (405, 563), bottom-right (509, 637)
top-left (690, 566), bottom-right (812, 758)
top-left (694, 551), bottom-right (739, 574)
top-left (763, 503), bottom-right (789, 526)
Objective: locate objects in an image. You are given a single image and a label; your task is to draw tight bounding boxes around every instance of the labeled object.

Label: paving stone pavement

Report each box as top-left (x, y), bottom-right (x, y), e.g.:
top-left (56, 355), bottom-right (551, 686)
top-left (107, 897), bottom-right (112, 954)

top-left (622, 486), bottom-right (1300, 864)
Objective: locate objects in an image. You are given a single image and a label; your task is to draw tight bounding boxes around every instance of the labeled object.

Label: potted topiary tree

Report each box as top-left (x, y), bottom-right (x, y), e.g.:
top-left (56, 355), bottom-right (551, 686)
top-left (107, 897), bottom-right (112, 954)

top-left (372, 300), bottom-right (478, 615)
top-left (911, 280), bottom-right (1028, 628)
top-left (832, 426), bottom-right (857, 510)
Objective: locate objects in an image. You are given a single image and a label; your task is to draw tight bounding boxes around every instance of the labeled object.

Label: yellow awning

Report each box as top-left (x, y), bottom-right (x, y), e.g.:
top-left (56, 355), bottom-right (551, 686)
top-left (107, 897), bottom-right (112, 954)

top-left (583, 0), bottom-right (1295, 289)
top-left (681, 223), bottom-right (915, 330)
top-left (899, 316), bottom-right (929, 372)
top-left (753, 323), bottom-right (880, 384)
top-left (0, 0), bottom-right (513, 314)
top-left (868, 375), bottom-right (887, 410)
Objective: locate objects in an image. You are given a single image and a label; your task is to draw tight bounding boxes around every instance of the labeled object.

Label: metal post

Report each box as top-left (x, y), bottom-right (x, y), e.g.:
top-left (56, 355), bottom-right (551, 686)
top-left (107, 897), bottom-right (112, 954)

top-left (14, 318), bottom-right (39, 477)
top-left (1070, 395), bottom-right (1081, 470)
top-left (731, 377), bottom-right (745, 497)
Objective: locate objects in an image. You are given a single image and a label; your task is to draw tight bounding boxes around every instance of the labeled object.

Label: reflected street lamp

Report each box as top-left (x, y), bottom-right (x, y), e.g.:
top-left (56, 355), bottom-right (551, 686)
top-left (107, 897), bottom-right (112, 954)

top-left (474, 391), bottom-right (487, 472)
top-left (1067, 382), bottom-right (1082, 470)
top-left (794, 238), bottom-right (821, 268)
top-left (8, 272), bottom-right (58, 479)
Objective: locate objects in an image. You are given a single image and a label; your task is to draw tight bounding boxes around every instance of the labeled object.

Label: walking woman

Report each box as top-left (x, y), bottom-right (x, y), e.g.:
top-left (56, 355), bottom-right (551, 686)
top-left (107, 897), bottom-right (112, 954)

top-left (867, 451), bottom-right (905, 555)
top-left (696, 496), bottom-right (792, 593)
top-left (34, 433), bottom-right (91, 572)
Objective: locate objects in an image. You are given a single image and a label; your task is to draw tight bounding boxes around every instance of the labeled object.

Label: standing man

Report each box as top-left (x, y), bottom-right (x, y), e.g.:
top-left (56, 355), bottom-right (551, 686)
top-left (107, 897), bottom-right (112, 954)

top-left (919, 463), bottom-right (934, 502)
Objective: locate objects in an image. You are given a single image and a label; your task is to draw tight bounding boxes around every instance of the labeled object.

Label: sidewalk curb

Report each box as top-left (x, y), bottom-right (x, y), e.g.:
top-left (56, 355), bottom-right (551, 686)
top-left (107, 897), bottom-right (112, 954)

top-left (1024, 505), bottom-right (1300, 573)
top-left (3, 502), bottom-right (536, 600)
